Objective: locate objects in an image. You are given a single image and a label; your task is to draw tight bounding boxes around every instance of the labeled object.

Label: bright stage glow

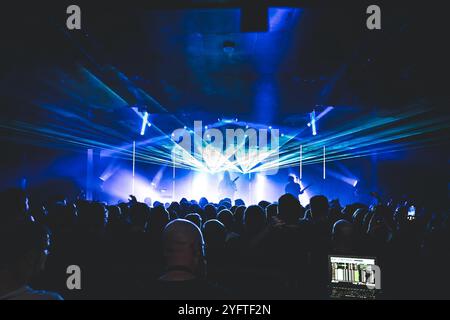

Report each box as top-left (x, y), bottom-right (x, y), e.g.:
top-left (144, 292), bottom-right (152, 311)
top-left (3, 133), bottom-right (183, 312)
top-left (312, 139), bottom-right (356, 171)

top-left (289, 174), bottom-right (311, 205)
top-left (172, 171), bottom-right (224, 203)
top-left (102, 170), bottom-right (157, 203)
top-left (252, 173), bottom-right (280, 203)
top-left (298, 180), bottom-right (311, 207)
top-left (254, 173), bottom-right (268, 203)
top-left (173, 171), bottom-right (283, 205)
top-left (10, 105), bottom-right (448, 178)
top-left (191, 172), bottom-right (210, 202)
top-left (4, 64), bottom-right (445, 181)
top-left (163, 108), bottom-right (448, 176)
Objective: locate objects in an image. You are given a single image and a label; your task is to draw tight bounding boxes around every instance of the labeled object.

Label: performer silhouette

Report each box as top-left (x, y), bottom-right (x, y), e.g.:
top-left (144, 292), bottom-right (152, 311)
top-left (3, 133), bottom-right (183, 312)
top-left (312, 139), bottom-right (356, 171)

top-left (285, 175), bottom-right (302, 199)
top-left (219, 171), bottom-right (237, 200)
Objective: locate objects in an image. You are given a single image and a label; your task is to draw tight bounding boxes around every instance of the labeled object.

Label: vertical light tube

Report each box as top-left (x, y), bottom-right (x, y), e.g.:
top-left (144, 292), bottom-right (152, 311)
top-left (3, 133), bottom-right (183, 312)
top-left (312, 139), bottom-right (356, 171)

top-left (323, 145), bottom-right (326, 179)
top-left (132, 141), bottom-right (136, 195)
top-left (248, 172), bottom-right (252, 204)
top-left (299, 144), bottom-right (303, 180)
top-left (86, 148), bottom-right (93, 201)
top-left (172, 159), bottom-right (176, 202)
top-left (310, 110), bottom-right (317, 136)
top-left (140, 111), bottom-right (149, 135)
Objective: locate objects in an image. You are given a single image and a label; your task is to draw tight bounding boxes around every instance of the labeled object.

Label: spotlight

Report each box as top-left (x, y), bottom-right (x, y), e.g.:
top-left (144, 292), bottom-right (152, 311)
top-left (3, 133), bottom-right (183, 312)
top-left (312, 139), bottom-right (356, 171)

top-left (269, 126), bottom-right (272, 130)
top-left (307, 106), bottom-right (333, 128)
top-left (235, 118), bottom-right (238, 122)
top-left (245, 125), bottom-right (249, 129)
top-left (316, 106), bottom-right (334, 121)
top-left (184, 126), bottom-right (187, 129)
top-left (140, 112), bottom-right (149, 136)
top-left (310, 110), bottom-right (317, 136)
top-left (353, 180), bottom-right (359, 187)
top-left (204, 125), bottom-right (208, 129)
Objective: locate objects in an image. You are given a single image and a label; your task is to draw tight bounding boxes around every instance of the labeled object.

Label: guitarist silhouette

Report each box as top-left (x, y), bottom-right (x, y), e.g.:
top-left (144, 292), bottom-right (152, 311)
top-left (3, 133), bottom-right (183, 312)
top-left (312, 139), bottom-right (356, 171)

top-left (285, 175), bottom-right (312, 200)
top-left (219, 171), bottom-right (238, 200)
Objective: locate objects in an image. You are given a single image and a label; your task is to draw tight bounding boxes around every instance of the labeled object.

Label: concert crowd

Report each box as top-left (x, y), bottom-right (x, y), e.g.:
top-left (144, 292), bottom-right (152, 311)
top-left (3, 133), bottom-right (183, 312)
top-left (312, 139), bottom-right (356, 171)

top-left (0, 187), bottom-right (448, 300)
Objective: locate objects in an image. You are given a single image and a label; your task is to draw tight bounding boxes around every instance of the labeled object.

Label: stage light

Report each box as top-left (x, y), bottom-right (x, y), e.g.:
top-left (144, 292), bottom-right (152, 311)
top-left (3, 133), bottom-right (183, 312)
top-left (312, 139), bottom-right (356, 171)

top-left (326, 168), bottom-right (359, 188)
top-left (235, 118), bottom-right (238, 122)
top-left (306, 106), bottom-right (333, 128)
top-left (99, 163), bottom-right (120, 182)
top-left (269, 126), bottom-right (272, 130)
top-left (204, 125), bottom-right (208, 129)
top-left (34, 103), bottom-right (445, 178)
top-left (310, 110), bottom-right (317, 136)
top-left (151, 167), bottom-right (166, 189)
top-left (245, 125), bottom-right (249, 129)
top-left (140, 112), bottom-right (149, 135)
top-left (184, 126), bottom-right (187, 129)
top-left (316, 106), bottom-right (334, 121)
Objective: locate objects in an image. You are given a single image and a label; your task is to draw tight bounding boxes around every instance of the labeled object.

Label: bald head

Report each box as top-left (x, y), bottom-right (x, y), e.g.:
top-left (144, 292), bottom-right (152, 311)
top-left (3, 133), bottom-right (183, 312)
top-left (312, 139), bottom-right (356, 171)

top-left (162, 219), bottom-right (204, 272)
top-left (332, 219), bottom-right (354, 238)
top-left (332, 219), bottom-right (357, 254)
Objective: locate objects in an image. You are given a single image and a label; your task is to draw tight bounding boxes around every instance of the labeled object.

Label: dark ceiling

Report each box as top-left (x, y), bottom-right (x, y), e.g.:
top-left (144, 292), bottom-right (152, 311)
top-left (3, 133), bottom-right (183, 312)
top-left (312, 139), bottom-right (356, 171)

top-left (0, 1), bottom-right (447, 137)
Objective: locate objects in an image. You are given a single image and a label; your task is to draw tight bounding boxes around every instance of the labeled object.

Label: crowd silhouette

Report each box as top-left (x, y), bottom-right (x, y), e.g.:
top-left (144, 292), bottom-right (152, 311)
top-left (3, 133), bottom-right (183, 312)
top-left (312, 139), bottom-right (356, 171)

top-left (0, 187), bottom-right (448, 300)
